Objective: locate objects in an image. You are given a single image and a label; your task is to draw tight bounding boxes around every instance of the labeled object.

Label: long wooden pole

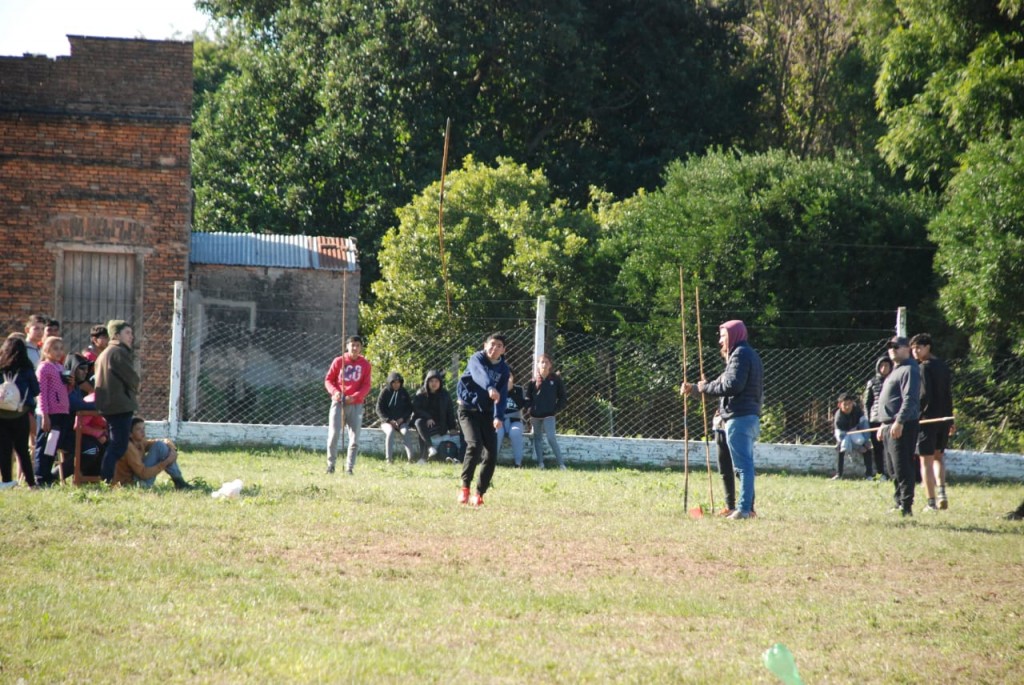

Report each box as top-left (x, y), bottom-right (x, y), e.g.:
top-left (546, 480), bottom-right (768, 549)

top-left (680, 268), bottom-right (690, 513)
top-left (694, 285), bottom-right (716, 512)
top-left (846, 416), bottom-right (955, 435)
top-left (437, 117), bottom-right (453, 319)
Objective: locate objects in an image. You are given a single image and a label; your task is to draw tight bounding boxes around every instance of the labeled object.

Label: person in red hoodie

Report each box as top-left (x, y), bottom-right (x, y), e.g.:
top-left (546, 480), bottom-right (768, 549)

top-left (324, 336), bottom-right (372, 474)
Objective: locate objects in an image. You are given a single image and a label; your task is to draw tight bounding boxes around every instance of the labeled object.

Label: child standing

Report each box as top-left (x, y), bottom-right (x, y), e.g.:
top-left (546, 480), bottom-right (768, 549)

top-left (324, 336), bottom-right (372, 474)
top-left (833, 392), bottom-right (873, 479)
top-left (524, 354), bottom-right (568, 469)
top-left (34, 337), bottom-right (71, 485)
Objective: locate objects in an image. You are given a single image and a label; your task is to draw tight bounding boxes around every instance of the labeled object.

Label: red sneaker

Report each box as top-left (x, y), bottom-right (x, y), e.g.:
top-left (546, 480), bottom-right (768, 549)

top-left (458, 487), bottom-right (470, 505)
top-left (469, 492), bottom-right (484, 507)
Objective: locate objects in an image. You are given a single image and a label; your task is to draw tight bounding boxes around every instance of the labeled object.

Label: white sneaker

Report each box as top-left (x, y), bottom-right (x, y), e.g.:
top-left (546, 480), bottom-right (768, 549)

top-left (427, 447), bottom-right (438, 458)
top-left (417, 458), bottom-right (427, 465)
top-left (0, 481), bottom-right (17, 490)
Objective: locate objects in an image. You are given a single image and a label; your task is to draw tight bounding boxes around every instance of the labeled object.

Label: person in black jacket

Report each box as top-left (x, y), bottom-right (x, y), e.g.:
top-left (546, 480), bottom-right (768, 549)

top-left (411, 369), bottom-right (457, 462)
top-left (833, 392), bottom-right (873, 479)
top-left (524, 354), bottom-right (567, 469)
top-left (910, 333), bottom-right (955, 511)
top-left (376, 371), bottom-right (416, 464)
top-left (863, 356), bottom-right (893, 479)
top-left (0, 335), bottom-right (40, 488)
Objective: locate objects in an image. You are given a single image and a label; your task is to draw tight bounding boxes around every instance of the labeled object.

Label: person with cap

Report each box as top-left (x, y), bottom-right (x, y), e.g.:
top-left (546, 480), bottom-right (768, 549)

top-left (82, 324), bottom-right (110, 362)
top-left (876, 336), bottom-right (922, 517)
top-left (324, 335), bottom-right (372, 474)
top-left (910, 333), bottom-right (955, 511)
top-left (681, 320), bottom-right (764, 520)
top-left (93, 320), bottom-right (139, 482)
top-left (376, 371), bottom-right (416, 464)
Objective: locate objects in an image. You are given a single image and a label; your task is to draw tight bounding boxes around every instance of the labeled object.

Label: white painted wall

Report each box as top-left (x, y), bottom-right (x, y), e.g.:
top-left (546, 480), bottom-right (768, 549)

top-left (146, 421), bottom-right (1024, 482)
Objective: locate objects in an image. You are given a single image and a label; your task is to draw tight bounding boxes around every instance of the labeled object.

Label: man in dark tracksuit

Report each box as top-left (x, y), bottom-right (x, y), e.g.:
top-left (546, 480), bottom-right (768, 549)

top-left (456, 334), bottom-right (510, 507)
top-left (877, 336), bottom-right (921, 517)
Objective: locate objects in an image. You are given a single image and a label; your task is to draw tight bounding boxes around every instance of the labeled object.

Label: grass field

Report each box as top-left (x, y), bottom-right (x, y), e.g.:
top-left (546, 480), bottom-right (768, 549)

top-left (2, 446), bottom-right (1022, 684)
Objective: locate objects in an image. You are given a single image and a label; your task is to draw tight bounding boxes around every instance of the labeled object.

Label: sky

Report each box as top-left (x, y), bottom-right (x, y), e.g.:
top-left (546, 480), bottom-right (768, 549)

top-left (0, 0), bottom-right (213, 58)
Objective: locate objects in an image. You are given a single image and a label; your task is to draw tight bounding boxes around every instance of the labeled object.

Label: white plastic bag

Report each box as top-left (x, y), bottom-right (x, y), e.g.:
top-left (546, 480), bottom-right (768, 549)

top-left (211, 479), bottom-right (243, 499)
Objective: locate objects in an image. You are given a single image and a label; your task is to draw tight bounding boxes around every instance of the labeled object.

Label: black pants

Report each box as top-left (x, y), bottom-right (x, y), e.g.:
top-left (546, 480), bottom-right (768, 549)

top-left (868, 422), bottom-right (886, 476)
top-left (883, 421), bottom-right (920, 513)
top-left (101, 412), bottom-right (133, 482)
top-left (0, 413), bottom-right (35, 485)
top-left (413, 418), bottom-right (443, 459)
top-left (458, 406), bottom-right (498, 495)
top-left (34, 413), bottom-right (72, 485)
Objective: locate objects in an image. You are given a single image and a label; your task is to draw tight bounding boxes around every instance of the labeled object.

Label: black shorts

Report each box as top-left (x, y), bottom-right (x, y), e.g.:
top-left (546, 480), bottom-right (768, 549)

top-left (918, 422), bottom-right (950, 455)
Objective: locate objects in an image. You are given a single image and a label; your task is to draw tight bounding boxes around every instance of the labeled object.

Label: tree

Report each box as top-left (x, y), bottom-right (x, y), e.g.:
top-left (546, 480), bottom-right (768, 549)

top-left (929, 122), bottom-right (1024, 358)
top-left (739, 0), bottom-right (890, 160)
top-left (600, 148), bottom-right (937, 349)
top-left (875, 0), bottom-right (1024, 190)
top-left (363, 156), bottom-right (610, 375)
top-left (191, 0), bottom-right (755, 288)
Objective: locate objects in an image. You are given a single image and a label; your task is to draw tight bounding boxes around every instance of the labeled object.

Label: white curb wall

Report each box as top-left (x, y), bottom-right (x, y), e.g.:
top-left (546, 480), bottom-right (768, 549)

top-left (145, 421), bottom-right (1024, 482)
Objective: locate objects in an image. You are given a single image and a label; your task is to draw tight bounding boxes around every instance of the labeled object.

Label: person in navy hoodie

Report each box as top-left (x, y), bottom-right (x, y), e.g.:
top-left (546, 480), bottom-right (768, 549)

top-left (456, 334), bottom-right (510, 507)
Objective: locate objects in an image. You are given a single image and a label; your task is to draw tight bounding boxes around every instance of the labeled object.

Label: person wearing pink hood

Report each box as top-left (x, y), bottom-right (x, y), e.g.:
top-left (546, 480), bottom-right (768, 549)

top-left (681, 320), bottom-right (764, 519)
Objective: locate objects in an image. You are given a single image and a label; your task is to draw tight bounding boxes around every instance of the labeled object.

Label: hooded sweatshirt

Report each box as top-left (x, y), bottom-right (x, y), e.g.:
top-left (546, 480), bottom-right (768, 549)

top-left (701, 320), bottom-right (764, 421)
top-left (457, 351), bottom-right (510, 421)
top-left (376, 372), bottom-right (413, 424)
top-left (411, 369), bottom-right (456, 432)
top-left (863, 356), bottom-right (891, 424)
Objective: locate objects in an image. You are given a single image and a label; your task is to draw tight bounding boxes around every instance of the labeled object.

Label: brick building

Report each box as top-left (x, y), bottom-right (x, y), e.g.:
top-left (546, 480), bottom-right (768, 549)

top-left (0, 36), bottom-right (193, 419)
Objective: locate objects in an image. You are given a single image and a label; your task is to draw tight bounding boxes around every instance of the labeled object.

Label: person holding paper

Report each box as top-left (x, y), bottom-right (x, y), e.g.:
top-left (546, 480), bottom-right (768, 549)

top-left (33, 336), bottom-right (71, 485)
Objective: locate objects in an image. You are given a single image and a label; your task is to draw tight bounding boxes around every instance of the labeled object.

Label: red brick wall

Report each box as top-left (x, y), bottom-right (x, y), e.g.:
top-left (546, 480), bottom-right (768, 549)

top-left (0, 37), bottom-right (193, 420)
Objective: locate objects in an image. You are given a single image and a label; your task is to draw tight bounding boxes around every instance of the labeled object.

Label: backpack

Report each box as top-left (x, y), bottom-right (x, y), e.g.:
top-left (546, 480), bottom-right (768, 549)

top-left (0, 372), bottom-right (25, 413)
top-left (438, 439), bottom-right (460, 463)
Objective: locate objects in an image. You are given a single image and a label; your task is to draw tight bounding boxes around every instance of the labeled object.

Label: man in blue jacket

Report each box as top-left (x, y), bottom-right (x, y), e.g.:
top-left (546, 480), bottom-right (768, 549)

top-left (682, 320), bottom-right (764, 520)
top-left (456, 333), bottom-right (510, 507)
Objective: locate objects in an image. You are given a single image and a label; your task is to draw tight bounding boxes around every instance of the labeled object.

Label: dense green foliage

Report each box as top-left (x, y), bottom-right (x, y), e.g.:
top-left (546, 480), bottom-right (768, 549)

top-left (188, 0), bottom-right (1024, 367)
top-left (601, 149), bottom-right (936, 348)
top-left (929, 122), bottom-right (1024, 357)
top-left (876, 0), bottom-right (1024, 189)
top-left (192, 0), bottom-right (753, 283)
top-left (364, 156), bottom-right (611, 374)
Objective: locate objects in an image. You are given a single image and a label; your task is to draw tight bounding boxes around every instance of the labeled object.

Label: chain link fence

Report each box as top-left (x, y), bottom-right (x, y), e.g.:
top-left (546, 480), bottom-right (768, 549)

top-left (180, 315), bottom-right (1024, 454)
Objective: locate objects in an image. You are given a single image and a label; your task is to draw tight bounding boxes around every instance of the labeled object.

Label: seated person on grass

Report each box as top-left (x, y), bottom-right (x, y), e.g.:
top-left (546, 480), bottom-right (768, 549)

top-left (833, 392), bottom-right (873, 480)
top-left (111, 418), bottom-right (192, 490)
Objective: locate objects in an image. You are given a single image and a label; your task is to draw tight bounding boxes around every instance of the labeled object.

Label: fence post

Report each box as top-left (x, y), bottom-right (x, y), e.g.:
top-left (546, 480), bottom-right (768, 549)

top-left (896, 306), bottom-right (907, 337)
top-left (168, 281), bottom-right (185, 440)
top-left (533, 295), bottom-right (546, 364)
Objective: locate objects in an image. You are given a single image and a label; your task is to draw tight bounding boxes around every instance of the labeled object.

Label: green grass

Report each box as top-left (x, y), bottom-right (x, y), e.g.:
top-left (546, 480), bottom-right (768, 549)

top-left (2, 447), bottom-right (1022, 683)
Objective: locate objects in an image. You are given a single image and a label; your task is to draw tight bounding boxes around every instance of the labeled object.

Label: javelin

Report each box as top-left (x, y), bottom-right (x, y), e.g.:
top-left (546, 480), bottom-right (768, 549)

top-left (437, 117), bottom-right (453, 319)
top-left (694, 284), bottom-right (715, 513)
top-left (680, 268), bottom-right (691, 514)
top-left (846, 416), bottom-right (955, 435)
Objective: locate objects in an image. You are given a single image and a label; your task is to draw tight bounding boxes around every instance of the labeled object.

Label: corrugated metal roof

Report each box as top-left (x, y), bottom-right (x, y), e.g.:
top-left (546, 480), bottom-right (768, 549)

top-left (314, 236), bottom-right (358, 272)
top-left (190, 233), bottom-right (358, 271)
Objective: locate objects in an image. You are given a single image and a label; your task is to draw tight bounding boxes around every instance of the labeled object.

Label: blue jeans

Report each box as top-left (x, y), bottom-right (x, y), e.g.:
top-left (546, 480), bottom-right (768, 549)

top-left (530, 416), bottom-right (564, 468)
top-left (496, 418), bottom-right (525, 466)
top-left (327, 401), bottom-right (363, 471)
top-left (725, 414), bottom-right (760, 514)
top-left (135, 440), bottom-right (184, 488)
